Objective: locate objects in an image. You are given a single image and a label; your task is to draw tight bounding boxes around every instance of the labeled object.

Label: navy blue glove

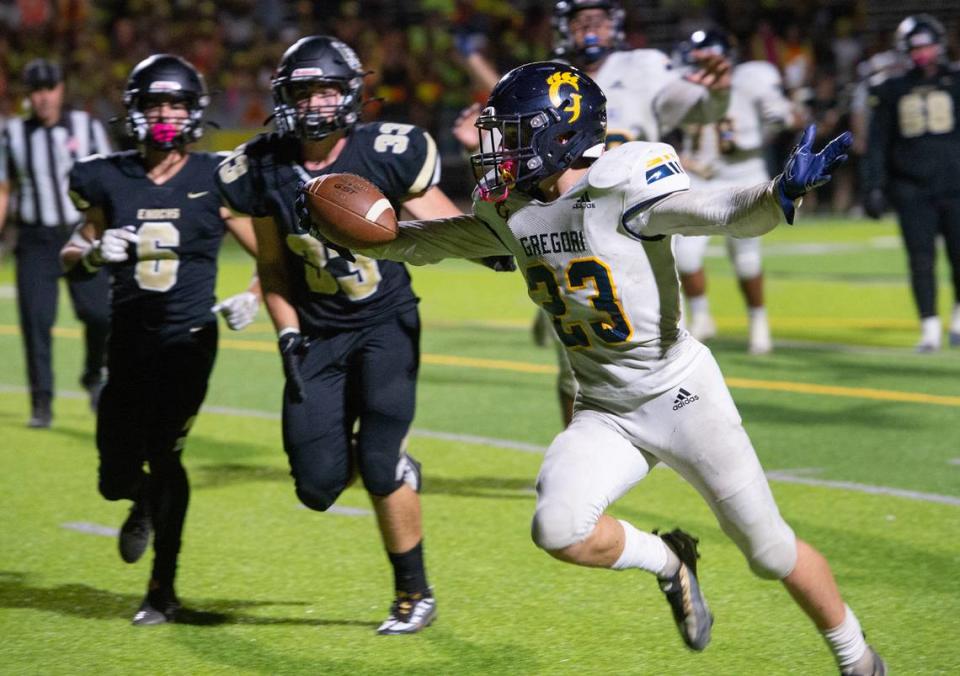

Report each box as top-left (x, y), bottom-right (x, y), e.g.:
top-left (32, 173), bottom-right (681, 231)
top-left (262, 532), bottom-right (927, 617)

top-left (278, 330), bottom-right (308, 403)
top-left (775, 125), bottom-right (852, 224)
top-left (295, 182), bottom-right (355, 262)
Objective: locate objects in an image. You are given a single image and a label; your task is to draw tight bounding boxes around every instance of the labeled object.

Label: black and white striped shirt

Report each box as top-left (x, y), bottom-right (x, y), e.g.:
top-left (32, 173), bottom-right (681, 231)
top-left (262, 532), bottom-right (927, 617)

top-left (0, 110), bottom-right (111, 228)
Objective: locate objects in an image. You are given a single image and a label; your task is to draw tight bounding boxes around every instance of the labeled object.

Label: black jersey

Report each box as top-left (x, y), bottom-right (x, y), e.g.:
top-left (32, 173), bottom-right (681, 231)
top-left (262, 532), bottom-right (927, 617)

top-left (69, 151), bottom-right (228, 327)
top-left (215, 122), bottom-right (440, 332)
top-left (863, 64), bottom-right (960, 194)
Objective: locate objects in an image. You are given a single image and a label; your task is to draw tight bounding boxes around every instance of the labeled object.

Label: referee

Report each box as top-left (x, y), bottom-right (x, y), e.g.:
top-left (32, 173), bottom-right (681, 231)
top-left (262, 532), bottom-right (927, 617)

top-left (0, 59), bottom-right (112, 427)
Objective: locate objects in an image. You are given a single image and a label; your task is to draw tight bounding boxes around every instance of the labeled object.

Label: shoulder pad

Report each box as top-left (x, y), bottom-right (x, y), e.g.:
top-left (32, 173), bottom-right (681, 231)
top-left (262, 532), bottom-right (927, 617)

top-left (587, 142), bottom-right (663, 189)
top-left (735, 61), bottom-right (782, 85)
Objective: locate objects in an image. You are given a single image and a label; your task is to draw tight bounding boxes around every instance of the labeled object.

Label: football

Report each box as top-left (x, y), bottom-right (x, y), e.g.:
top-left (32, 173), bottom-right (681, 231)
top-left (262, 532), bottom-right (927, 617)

top-left (302, 173), bottom-right (397, 249)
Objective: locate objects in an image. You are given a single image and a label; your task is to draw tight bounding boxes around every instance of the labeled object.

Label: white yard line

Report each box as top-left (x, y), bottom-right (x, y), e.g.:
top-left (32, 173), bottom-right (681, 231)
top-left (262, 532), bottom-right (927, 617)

top-left (3, 384), bottom-right (956, 507)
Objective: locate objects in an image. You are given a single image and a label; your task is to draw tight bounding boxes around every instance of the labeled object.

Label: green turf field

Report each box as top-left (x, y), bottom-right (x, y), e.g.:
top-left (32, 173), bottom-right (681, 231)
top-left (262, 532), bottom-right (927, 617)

top-left (1, 216), bottom-right (958, 675)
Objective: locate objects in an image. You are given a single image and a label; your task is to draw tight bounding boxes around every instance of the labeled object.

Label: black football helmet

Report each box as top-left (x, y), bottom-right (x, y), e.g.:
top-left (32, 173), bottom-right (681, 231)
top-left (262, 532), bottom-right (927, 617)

top-left (895, 14), bottom-right (946, 66)
top-left (553, 0), bottom-right (625, 64)
top-left (678, 28), bottom-right (732, 65)
top-left (471, 62), bottom-right (606, 197)
top-left (123, 54), bottom-right (209, 150)
top-left (271, 36), bottom-right (365, 140)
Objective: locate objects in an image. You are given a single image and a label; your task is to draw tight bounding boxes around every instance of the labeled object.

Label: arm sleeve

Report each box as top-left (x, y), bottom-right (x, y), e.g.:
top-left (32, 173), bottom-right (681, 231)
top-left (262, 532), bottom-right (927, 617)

top-left (654, 75), bottom-right (731, 137)
top-left (363, 214), bottom-right (510, 265)
top-left (625, 180), bottom-right (783, 239)
top-left (861, 87), bottom-right (891, 192)
top-left (215, 145), bottom-right (266, 216)
top-left (754, 65), bottom-right (794, 132)
top-left (68, 157), bottom-right (106, 210)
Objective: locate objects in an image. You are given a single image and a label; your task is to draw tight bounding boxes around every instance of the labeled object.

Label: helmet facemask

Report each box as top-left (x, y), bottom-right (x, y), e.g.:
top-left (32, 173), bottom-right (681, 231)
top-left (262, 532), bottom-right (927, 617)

top-left (472, 108), bottom-right (548, 199)
top-left (273, 75), bottom-right (363, 140)
top-left (125, 90), bottom-right (206, 151)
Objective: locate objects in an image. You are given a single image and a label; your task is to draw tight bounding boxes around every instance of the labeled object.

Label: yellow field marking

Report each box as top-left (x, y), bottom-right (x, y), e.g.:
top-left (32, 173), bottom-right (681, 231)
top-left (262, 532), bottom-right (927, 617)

top-left (1, 323), bottom-right (957, 407)
top-left (725, 377), bottom-right (960, 408)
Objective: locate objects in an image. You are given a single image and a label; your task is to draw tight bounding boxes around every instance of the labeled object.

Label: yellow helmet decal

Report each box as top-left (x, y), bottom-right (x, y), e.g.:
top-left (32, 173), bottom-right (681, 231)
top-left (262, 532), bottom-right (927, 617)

top-left (547, 71), bottom-right (581, 123)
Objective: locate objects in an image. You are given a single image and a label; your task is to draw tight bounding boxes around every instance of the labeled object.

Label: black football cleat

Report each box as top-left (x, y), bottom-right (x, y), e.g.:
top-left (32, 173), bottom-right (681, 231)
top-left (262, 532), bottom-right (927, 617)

top-left (27, 404), bottom-right (52, 429)
top-left (132, 585), bottom-right (180, 626)
top-left (376, 590), bottom-right (436, 635)
top-left (656, 528), bottom-right (714, 652)
top-left (118, 501), bottom-right (151, 564)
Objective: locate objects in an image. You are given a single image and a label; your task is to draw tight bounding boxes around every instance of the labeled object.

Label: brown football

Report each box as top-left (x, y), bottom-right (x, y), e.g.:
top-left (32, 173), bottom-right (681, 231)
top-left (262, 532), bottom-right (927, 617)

top-left (302, 173), bottom-right (397, 249)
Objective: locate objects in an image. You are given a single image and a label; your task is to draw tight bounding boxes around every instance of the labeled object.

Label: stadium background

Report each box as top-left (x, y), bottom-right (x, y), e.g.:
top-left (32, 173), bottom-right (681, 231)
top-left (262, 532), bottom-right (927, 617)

top-left (1, 1), bottom-right (960, 674)
top-left (2, 0), bottom-right (959, 201)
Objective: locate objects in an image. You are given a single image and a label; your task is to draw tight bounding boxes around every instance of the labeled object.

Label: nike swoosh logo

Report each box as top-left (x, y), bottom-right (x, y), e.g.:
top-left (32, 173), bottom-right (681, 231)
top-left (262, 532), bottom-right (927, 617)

top-left (187, 191), bottom-right (209, 199)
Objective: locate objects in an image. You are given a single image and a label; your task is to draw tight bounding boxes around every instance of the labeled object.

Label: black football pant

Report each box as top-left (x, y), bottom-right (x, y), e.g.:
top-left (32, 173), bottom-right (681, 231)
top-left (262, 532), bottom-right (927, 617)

top-left (891, 185), bottom-right (960, 318)
top-left (14, 225), bottom-right (110, 409)
top-left (97, 319), bottom-right (218, 587)
top-left (282, 308), bottom-right (420, 511)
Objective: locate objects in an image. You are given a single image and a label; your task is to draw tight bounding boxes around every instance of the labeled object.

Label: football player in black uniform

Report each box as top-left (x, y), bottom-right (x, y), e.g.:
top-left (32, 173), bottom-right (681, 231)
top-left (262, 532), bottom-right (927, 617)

top-left (863, 14), bottom-right (960, 351)
top-left (61, 54), bottom-right (259, 625)
top-left (216, 35), bottom-right (471, 635)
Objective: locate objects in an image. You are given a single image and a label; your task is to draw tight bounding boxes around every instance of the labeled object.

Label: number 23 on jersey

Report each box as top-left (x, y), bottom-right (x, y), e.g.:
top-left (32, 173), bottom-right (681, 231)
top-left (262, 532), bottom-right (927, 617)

top-left (527, 257), bottom-right (633, 348)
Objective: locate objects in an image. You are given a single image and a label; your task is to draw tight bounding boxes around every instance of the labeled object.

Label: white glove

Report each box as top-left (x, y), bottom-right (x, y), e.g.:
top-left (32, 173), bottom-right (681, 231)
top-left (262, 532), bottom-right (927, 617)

top-left (212, 291), bottom-right (259, 331)
top-left (85, 226), bottom-right (139, 268)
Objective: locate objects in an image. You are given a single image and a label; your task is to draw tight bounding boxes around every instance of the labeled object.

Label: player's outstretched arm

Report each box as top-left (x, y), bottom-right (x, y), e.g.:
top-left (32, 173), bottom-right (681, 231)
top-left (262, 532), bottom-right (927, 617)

top-left (634, 125), bottom-right (851, 237)
top-left (362, 214), bottom-right (511, 266)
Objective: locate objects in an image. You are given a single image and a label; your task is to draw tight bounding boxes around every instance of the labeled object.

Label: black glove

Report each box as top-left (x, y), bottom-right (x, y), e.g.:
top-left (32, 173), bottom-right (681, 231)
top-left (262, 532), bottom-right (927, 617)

top-left (478, 255), bottom-right (517, 272)
top-left (278, 330), bottom-right (308, 403)
top-left (294, 183), bottom-right (356, 262)
top-left (863, 189), bottom-right (887, 220)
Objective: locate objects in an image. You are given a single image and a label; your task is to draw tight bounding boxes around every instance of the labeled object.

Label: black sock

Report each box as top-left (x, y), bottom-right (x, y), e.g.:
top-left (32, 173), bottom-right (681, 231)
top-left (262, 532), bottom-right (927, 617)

top-left (388, 540), bottom-right (429, 596)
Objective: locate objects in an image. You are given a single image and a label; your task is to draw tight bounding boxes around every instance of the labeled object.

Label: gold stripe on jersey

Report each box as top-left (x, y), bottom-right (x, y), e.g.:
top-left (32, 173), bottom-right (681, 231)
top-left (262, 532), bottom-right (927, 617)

top-left (407, 131), bottom-right (438, 195)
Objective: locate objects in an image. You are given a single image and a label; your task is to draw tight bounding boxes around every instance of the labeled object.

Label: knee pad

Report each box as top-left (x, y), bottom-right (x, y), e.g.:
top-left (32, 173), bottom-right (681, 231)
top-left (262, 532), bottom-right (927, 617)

top-left (294, 476), bottom-right (347, 512)
top-left (746, 528), bottom-right (797, 580)
top-left (531, 499), bottom-right (590, 552)
top-left (728, 238), bottom-right (762, 279)
top-left (98, 471), bottom-right (143, 502)
top-left (718, 516), bottom-right (796, 580)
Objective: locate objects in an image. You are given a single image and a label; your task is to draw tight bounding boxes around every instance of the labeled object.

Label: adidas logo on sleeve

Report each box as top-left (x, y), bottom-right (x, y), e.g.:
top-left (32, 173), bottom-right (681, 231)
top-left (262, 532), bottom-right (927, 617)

top-left (672, 387), bottom-right (700, 411)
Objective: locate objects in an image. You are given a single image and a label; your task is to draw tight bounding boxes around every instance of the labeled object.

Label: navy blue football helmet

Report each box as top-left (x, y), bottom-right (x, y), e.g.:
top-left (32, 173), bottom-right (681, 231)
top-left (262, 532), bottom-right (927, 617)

top-left (123, 54), bottom-right (209, 150)
top-left (471, 62), bottom-right (606, 196)
top-left (678, 29), bottom-right (732, 65)
top-left (271, 36), bottom-right (365, 140)
top-left (552, 0), bottom-right (625, 64)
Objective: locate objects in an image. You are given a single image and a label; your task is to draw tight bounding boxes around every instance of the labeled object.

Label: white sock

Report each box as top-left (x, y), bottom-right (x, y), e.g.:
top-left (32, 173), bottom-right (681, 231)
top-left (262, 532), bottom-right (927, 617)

top-left (688, 295), bottom-right (709, 316)
top-left (951, 304), bottom-right (960, 333)
top-left (748, 306), bottom-right (767, 321)
top-left (611, 520), bottom-right (679, 576)
top-left (821, 605), bottom-right (867, 669)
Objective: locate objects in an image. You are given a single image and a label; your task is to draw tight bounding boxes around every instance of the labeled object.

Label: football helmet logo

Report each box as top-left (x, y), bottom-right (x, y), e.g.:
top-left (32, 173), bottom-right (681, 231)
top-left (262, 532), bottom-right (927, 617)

top-left (547, 72), bottom-right (582, 123)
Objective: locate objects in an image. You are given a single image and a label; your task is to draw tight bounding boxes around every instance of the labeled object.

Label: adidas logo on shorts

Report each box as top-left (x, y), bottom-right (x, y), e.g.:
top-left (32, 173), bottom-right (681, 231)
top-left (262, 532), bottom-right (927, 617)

top-left (672, 387), bottom-right (699, 411)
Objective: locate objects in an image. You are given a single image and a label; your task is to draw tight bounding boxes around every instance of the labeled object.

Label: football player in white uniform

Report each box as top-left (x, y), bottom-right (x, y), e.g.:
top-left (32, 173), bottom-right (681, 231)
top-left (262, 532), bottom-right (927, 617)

top-left (303, 62), bottom-right (883, 675)
top-left (461, 0), bottom-right (734, 424)
top-left (673, 30), bottom-right (798, 354)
